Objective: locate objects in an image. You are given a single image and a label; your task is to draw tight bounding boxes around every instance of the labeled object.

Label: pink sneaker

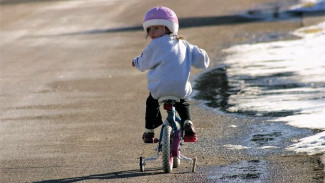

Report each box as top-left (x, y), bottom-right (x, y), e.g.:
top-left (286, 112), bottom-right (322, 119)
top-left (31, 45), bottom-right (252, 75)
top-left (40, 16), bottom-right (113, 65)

top-left (183, 124), bottom-right (197, 142)
top-left (142, 132), bottom-right (159, 143)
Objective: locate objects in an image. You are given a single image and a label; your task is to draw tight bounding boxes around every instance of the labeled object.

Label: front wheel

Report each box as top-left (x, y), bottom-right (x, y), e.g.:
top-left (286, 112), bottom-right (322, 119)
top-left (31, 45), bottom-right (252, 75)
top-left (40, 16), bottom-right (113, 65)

top-left (162, 125), bottom-right (173, 173)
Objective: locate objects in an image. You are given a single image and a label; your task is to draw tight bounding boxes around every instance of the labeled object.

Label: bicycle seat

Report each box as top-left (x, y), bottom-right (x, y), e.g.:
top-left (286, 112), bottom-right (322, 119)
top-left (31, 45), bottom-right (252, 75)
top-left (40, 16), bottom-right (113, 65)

top-left (158, 96), bottom-right (181, 103)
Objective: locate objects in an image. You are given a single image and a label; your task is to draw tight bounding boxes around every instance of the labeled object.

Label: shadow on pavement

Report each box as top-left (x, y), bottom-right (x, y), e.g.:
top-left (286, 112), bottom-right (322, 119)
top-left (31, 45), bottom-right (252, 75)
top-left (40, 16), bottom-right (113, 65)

top-left (34, 12), bottom-right (302, 37)
top-left (33, 168), bottom-right (164, 183)
top-left (35, 14), bottom-right (262, 37)
top-left (32, 9), bottom-right (325, 37)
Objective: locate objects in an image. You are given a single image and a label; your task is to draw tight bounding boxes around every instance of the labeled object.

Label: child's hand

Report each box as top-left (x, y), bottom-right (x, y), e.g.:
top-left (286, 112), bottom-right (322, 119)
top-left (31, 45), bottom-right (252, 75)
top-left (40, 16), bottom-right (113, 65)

top-left (132, 60), bottom-right (135, 67)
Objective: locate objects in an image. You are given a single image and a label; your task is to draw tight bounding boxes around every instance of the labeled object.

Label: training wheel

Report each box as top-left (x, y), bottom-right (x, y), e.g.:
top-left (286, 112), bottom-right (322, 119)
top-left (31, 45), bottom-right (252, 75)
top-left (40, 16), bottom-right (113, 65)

top-left (140, 157), bottom-right (145, 172)
top-left (192, 157), bottom-right (197, 172)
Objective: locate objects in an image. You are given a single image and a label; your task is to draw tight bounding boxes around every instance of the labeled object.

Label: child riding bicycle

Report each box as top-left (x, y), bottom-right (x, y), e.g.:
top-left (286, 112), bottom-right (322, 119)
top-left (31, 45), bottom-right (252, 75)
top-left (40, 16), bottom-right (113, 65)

top-left (132, 6), bottom-right (210, 143)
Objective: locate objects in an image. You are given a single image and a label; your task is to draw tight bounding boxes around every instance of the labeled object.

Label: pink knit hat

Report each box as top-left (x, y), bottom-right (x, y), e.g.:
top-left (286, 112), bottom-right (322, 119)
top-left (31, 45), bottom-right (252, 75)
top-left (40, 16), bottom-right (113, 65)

top-left (143, 6), bottom-right (179, 35)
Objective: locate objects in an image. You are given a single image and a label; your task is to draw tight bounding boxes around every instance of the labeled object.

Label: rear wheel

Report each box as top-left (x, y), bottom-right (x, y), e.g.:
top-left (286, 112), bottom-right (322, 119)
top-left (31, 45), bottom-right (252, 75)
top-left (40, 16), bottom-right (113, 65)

top-left (139, 157), bottom-right (145, 172)
top-left (173, 157), bottom-right (180, 168)
top-left (192, 157), bottom-right (197, 172)
top-left (172, 131), bottom-right (181, 168)
top-left (162, 125), bottom-right (173, 173)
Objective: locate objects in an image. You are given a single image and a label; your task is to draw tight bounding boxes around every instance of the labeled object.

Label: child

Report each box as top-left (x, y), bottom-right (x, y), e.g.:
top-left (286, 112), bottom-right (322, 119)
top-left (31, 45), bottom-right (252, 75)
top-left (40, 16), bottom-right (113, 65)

top-left (132, 6), bottom-right (210, 143)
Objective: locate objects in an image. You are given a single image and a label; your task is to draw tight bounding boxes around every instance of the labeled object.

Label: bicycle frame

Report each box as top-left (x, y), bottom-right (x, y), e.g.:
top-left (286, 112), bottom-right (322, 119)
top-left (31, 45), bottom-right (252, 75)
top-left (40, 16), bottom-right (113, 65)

top-left (139, 97), bottom-right (196, 173)
top-left (158, 104), bottom-right (182, 157)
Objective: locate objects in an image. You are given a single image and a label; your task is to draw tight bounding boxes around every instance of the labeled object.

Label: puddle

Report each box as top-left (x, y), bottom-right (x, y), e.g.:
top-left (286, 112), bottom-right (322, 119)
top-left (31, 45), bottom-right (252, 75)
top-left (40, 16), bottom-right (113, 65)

top-left (200, 159), bottom-right (269, 183)
top-left (221, 121), bottom-right (313, 156)
top-left (251, 132), bottom-right (283, 146)
top-left (246, 122), bottom-right (312, 155)
top-left (194, 18), bottom-right (325, 155)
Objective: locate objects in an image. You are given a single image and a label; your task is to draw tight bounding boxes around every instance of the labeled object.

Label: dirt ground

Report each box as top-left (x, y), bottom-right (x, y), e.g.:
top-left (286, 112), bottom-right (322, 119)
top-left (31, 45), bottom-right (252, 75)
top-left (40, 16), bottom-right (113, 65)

top-left (0, 0), bottom-right (324, 182)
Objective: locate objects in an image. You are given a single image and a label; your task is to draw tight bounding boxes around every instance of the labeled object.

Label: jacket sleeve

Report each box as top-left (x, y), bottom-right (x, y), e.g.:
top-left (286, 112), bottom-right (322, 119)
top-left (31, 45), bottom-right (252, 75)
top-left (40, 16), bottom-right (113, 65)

top-left (133, 40), bottom-right (162, 72)
top-left (189, 43), bottom-right (210, 69)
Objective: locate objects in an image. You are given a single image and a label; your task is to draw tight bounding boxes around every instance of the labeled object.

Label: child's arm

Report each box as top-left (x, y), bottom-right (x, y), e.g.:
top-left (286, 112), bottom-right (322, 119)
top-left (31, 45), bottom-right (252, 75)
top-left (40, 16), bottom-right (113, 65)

top-left (132, 52), bottom-right (148, 71)
top-left (132, 52), bottom-right (143, 68)
top-left (190, 44), bottom-right (210, 69)
top-left (132, 41), bottom-right (161, 72)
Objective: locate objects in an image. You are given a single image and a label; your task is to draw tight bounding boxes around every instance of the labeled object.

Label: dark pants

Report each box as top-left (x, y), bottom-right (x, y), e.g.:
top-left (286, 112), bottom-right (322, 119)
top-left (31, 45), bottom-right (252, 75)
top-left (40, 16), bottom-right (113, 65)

top-left (145, 93), bottom-right (191, 130)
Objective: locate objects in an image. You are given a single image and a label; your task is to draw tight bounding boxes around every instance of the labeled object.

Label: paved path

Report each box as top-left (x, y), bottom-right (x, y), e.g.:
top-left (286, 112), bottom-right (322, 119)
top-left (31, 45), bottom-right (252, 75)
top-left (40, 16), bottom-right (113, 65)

top-left (1, 0), bottom-right (323, 182)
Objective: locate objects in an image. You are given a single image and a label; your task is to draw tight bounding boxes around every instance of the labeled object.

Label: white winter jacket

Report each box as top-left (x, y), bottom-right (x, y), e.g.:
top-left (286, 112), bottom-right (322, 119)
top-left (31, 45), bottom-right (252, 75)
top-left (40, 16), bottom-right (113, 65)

top-left (133, 35), bottom-right (210, 99)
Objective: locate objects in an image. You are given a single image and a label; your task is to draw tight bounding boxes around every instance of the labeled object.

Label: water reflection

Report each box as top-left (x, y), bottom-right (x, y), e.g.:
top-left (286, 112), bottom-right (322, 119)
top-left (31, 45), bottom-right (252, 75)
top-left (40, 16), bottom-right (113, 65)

top-left (193, 67), bottom-right (303, 117)
top-left (194, 30), bottom-right (325, 123)
top-left (194, 67), bottom-right (232, 112)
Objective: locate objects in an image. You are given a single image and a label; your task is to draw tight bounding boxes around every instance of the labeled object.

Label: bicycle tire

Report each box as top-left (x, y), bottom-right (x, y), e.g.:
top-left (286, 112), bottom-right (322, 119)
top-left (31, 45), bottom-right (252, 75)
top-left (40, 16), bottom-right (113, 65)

top-left (139, 157), bottom-right (145, 172)
top-left (173, 157), bottom-right (180, 168)
top-left (162, 125), bottom-right (173, 173)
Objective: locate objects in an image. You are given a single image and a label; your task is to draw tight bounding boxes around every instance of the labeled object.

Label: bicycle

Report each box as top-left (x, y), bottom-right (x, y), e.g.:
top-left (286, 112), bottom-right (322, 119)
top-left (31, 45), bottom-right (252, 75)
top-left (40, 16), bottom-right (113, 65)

top-left (139, 96), bottom-right (197, 173)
